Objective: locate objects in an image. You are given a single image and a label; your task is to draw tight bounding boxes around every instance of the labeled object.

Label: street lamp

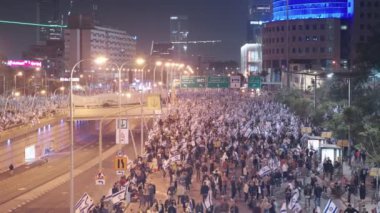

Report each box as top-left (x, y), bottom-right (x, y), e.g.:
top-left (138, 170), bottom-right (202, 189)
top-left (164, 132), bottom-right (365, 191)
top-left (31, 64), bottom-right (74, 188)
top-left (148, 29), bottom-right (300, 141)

top-left (14, 71), bottom-right (23, 91)
top-left (135, 57), bottom-right (146, 155)
top-left (100, 60), bottom-right (131, 167)
top-left (153, 61), bottom-right (162, 89)
top-left (53, 86), bottom-right (65, 96)
top-left (3, 92), bottom-right (20, 113)
top-left (69, 56), bottom-right (107, 213)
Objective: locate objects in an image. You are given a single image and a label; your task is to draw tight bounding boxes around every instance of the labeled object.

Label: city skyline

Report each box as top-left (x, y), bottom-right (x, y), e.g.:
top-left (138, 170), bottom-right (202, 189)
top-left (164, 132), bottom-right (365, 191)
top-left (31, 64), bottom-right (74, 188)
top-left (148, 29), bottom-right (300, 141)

top-left (0, 0), bottom-right (248, 61)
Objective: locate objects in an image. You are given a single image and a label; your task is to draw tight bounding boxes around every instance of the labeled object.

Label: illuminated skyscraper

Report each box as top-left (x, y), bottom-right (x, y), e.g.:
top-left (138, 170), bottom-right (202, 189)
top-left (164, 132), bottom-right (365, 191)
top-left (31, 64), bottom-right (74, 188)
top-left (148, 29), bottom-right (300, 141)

top-left (36, 0), bottom-right (64, 44)
top-left (68, 0), bottom-right (100, 24)
top-left (247, 0), bottom-right (272, 43)
top-left (170, 16), bottom-right (189, 60)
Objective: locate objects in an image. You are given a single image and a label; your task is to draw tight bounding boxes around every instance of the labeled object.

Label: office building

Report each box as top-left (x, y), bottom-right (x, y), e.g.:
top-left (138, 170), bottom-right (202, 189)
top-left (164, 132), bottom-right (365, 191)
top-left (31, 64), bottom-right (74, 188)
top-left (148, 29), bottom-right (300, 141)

top-left (241, 0), bottom-right (271, 77)
top-left (64, 26), bottom-right (136, 76)
top-left (36, 0), bottom-right (64, 44)
top-left (247, 0), bottom-right (272, 43)
top-left (68, 0), bottom-right (100, 24)
top-left (350, 0), bottom-right (380, 61)
top-left (261, 0), bottom-right (379, 86)
top-left (170, 16), bottom-right (189, 60)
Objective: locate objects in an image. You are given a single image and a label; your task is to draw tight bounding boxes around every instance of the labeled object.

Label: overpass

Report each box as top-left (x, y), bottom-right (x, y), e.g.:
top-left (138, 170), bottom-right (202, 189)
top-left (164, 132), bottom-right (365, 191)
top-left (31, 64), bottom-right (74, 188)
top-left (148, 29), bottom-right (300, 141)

top-left (72, 105), bottom-right (160, 120)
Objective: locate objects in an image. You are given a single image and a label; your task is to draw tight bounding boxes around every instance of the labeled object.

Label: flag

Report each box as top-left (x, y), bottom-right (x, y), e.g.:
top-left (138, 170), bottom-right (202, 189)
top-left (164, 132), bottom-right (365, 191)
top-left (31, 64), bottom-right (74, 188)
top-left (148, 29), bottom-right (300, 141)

top-left (287, 189), bottom-right (300, 210)
top-left (323, 199), bottom-right (338, 213)
top-left (103, 189), bottom-right (126, 204)
top-left (291, 203), bottom-right (302, 213)
top-left (203, 191), bottom-right (213, 210)
top-left (170, 154), bottom-right (181, 162)
top-left (258, 166), bottom-right (271, 177)
top-left (111, 189), bottom-right (126, 204)
top-left (75, 193), bottom-right (95, 213)
top-left (280, 202), bottom-right (287, 213)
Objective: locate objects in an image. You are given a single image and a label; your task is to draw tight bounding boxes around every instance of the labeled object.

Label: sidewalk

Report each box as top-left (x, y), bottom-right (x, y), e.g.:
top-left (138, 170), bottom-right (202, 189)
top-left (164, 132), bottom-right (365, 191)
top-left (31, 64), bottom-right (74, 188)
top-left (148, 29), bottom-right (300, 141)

top-left (339, 162), bottom-right (376, 212)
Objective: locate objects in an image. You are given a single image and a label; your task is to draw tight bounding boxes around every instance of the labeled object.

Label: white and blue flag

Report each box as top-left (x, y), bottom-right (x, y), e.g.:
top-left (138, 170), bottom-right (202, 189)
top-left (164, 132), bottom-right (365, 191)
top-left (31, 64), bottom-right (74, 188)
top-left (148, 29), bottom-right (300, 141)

top-left (75, 193), bottom-right (94, 213)
top-left (323, 199), bottom-right (338, 213)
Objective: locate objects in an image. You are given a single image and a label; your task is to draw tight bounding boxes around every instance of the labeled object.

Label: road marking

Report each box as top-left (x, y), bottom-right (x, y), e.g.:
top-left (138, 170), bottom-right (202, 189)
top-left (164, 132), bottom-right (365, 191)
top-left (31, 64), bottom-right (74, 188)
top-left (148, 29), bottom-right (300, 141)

top-left (18, 188), bottom-right (27, 191)
top-left (61, 191), bottom-right (68, 194)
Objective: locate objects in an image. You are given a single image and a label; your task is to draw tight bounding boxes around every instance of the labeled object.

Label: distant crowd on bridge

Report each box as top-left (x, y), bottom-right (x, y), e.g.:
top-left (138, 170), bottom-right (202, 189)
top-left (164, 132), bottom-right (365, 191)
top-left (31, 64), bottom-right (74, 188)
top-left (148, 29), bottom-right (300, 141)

top-left (0, 95), bottom-right (67, 132)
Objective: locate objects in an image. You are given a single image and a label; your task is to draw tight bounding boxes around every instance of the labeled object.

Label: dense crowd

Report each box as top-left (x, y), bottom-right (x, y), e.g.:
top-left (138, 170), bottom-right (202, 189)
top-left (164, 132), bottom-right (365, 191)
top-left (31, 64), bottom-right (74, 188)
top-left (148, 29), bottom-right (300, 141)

top-left (0, 95), bottom-right (68, 131)
top-left (93, 90), bottom-right (372, 213)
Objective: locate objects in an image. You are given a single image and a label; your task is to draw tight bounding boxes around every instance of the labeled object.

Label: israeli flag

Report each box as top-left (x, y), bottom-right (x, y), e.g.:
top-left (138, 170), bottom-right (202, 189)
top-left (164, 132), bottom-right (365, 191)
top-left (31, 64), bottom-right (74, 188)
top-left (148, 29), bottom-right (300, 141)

top-left (203, 190), bottom-right (213, 210)
top-left (323, 199), bottom-right (338, 213)
top-left (111, 189), bottom-right (126, 204)
top-left (280, 202), bottom-right (287, 213)
top-left (103, 189), bottom-right (126, 204)
top-left (287, 189), bottom-right (300, 210)
top-left (258, 166), bottom-right (271, 177)
top-left (170, 154), bottom-right (181, 162)
top-left (75, 193), bottom-right (94, 213)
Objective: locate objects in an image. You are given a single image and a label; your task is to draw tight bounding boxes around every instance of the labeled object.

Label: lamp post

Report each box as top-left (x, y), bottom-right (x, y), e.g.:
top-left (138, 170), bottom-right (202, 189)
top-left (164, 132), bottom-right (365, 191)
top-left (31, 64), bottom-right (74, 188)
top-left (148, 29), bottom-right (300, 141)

top-left (136, 57), bottom-right (145, 155)
top-left (53, 86), bottom-right (65, 96)
top-left (31, 89), bottom-right (47, 109)
top-left (14, 71), bottom-right (23, 92)
top-left (3, 92), bottom-right (20, 113)
top-left (153, 61), bottom-right (162, 91)
top-left (101, 61), bottom-right (130, 167)
top-left (69, 56), bottom-right (107, 213)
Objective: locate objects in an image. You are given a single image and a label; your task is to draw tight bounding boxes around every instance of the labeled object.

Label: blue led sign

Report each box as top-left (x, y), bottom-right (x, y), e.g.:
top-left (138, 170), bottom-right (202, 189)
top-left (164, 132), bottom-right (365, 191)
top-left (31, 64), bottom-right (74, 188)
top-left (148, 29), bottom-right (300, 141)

top-left (273, 0), bottom-right (354, 21)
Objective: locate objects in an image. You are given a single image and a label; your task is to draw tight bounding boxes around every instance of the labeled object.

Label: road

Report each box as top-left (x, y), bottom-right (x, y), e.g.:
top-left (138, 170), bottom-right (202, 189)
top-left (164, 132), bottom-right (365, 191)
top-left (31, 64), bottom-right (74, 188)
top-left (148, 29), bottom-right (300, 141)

top-left (0, 116), bottom-right (147, 212)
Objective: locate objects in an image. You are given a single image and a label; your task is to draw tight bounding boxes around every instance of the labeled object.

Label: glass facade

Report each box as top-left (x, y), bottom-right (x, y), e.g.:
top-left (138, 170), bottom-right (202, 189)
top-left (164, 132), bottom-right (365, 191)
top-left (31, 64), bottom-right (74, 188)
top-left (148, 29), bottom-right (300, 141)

top-left (272, 0), bottom-right (354, 21)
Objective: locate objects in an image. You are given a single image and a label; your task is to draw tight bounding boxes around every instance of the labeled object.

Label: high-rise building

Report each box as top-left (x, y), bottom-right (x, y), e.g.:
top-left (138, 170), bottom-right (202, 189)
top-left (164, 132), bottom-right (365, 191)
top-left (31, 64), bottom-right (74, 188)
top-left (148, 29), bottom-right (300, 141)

top-left (170, 16), bottom-right (189, 60)
top-left (241, 0), bottom-right (271, 77)
top-left (36, 0), bottom-right (64, 44)
top-left (261, 0), bottom-right (379, 87)
top-left (68, 0), bottom-right (100, 25)
top-left (64, 26), bottom-right (136, 77)
top-left (247, 0), bottom-right (272, 43)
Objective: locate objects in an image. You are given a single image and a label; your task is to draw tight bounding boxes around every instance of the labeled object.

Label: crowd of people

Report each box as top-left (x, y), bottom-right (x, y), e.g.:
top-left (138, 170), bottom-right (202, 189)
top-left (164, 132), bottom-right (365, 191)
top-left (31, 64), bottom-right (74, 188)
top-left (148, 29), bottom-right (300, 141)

top-left (92, 90), bottom-right (374, 213)
top-left (0, 95), bottom-right (68, 131)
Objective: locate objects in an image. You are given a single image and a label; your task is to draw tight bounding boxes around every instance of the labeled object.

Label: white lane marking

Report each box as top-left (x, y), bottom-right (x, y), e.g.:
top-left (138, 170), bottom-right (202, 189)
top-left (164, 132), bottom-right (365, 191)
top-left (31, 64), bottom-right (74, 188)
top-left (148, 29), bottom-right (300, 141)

top-left (18, 188), bottom-right (27, 191)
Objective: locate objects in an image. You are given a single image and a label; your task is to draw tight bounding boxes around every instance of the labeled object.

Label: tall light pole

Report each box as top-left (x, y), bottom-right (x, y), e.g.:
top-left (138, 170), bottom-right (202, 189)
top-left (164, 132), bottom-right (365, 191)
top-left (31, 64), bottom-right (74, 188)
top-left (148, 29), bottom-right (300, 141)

top-left (14, 71), bottom-right (23, 92)
top-left (69, 56), bottom-right (107, 213)
top-left (136, 57), bottom-right (145, 155)
top-left (53, 86), bottom-right (65, 96)
top-left (103, 61), bottom-right (129, 166)
top-left (3, 92), bottom-right (20, 113)
top-left (153, 61), bottom-right (162, 90)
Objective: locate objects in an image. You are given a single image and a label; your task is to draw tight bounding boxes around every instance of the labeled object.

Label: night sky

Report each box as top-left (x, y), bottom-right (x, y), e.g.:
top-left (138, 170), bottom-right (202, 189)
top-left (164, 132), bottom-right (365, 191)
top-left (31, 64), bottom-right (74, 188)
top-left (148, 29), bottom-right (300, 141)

top-left (0, 0), bottom-right (248, 61)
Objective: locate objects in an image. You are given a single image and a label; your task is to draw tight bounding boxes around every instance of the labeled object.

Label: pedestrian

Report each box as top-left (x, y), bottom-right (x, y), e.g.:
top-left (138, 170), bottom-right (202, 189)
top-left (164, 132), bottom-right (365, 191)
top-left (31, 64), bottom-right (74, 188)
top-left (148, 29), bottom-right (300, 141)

top-left (314, 183), bottom-right (323, 207)
top-left (304, 183), bottom-right (312, 208)
top-left (9, 164), bottom-right (14, 175)
top-left (243, 182), bottom-right (249, 202)
top-left (344, 204), bottom-right (359, 213)
top-left (229, 200), bottom-right (239, 213)
top-left (359, 182), bottom-right (366, 201)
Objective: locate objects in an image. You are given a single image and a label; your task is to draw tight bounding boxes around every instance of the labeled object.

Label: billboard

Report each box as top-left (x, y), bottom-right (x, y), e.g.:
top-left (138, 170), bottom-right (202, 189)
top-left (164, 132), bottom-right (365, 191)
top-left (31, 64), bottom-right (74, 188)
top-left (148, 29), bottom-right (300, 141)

top-left (7, 60), bottom-right (42, 68)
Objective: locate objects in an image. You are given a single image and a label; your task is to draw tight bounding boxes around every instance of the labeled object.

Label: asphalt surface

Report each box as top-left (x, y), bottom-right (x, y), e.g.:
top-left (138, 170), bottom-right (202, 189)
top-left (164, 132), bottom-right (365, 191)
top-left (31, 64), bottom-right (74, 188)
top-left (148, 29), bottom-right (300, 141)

top-left (10, 118), bottom-right (145, 213)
